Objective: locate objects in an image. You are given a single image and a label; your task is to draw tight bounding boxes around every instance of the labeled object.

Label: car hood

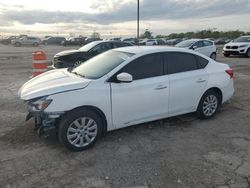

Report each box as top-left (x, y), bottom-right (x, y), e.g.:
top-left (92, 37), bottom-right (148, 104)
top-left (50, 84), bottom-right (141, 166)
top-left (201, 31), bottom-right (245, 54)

top-left (18, 69), bottom-right (91, 100)
top-left (226, 42), bottom-right (250, 46)
top-left (54, 49), bottom-right (82, 57)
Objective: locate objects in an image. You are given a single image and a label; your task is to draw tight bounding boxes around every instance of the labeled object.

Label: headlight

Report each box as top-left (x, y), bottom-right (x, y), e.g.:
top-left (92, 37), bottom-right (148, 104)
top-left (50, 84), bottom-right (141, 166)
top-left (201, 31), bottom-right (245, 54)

top-left (30, 98), bottom-right (52, 111)
top-left (239, 45), bottom-right (247, 48)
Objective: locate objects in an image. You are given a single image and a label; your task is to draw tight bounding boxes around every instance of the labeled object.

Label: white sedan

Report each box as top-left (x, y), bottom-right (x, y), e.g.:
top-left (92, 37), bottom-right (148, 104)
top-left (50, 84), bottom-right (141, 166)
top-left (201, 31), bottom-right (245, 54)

top-left (19, 46), bottom-right (234, 151)
top-left (175, 39), bottom-right (217, 60)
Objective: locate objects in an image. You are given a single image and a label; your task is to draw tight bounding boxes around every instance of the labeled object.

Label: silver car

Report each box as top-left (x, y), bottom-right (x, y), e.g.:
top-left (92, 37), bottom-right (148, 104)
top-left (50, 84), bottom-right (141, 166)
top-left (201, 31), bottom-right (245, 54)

top-left (11, 36), bottom-right (41, 47)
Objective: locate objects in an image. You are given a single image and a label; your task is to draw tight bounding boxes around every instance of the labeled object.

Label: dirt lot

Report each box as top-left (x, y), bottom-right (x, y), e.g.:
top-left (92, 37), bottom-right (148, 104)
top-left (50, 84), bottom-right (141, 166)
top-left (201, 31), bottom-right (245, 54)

top-left (0, 44), bottom-right (250, 188)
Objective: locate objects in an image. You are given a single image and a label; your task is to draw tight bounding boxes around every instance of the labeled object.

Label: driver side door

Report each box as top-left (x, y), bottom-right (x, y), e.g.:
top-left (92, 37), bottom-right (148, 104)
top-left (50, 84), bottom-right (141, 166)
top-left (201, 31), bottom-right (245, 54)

top-left (110, 53), bottom-right (169, 129)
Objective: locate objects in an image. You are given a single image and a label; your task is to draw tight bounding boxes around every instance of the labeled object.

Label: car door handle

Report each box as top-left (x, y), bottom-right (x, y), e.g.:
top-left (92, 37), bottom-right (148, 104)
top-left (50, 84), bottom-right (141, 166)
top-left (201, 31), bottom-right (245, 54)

top-left (155, 85), bottom-right (167, 90)
top-left (196, 79), bottom-right (206, 83)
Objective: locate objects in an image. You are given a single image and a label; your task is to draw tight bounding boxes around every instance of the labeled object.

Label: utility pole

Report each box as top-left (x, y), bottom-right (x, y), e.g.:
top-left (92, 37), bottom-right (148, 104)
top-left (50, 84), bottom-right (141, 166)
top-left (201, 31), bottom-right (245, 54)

top-left (137, 0), bottom-right (139, 45)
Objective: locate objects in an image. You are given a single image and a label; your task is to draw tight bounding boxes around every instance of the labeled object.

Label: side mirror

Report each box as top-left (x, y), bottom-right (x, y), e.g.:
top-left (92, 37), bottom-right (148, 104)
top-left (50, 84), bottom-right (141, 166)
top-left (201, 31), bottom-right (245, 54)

top-left (192, 45), bottom-right (198, 50)
top-left (116, 72), bottom-right (133, 83)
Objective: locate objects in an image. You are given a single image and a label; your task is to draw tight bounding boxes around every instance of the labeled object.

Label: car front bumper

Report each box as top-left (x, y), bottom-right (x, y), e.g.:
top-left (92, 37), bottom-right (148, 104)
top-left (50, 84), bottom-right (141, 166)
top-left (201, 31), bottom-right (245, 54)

top-left (223, 47), bottom-right (248, 55)
top-left (26, 107), bottom-right (64, 135)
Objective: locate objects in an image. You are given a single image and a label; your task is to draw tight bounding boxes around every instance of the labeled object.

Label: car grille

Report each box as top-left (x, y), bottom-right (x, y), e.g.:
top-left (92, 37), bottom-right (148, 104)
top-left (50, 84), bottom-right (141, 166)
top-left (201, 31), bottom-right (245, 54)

top-left (226, 46), bottom-right (238, 49)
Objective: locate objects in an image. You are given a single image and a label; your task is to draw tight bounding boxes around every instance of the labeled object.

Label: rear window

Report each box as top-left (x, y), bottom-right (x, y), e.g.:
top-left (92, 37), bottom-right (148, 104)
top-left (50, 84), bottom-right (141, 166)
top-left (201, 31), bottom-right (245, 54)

top-left (196, 55), bottom-right (209, 68)
top-left (166, 52), bottom-right (198, 74)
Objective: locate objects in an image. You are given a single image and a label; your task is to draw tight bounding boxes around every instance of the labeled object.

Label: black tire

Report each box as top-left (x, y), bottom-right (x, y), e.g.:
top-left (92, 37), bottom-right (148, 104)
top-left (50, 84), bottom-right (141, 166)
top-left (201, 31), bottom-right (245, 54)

top-left (15, 42), bottom-right (21, 47)
top-left (33, 42), bottom-right (39, 47)
top-left (210, 53), bottom-right (216, 60)
top-left (58, 108), bottom-right (103, 151)
top-left (224, 54), bottom-right (230, 57)
top-left (196, 90), bottom-right (221, 119)
top-left (245, 48), bottom-right (250, 58)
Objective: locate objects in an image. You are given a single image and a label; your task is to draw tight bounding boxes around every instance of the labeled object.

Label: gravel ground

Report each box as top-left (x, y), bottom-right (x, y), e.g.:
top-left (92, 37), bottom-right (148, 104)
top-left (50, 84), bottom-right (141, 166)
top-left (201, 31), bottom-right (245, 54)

top-left (0, 44), bottom-right (250, 188)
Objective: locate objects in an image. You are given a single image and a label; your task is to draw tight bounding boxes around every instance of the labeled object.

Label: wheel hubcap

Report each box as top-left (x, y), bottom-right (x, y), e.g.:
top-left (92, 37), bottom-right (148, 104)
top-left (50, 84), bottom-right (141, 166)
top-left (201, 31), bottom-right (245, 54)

top-left (67, 117), bottom-right (97, 147)
top-left (202, 95), bottom-right (218, 116)
top-left (74, 61), bottom-right (82, 68)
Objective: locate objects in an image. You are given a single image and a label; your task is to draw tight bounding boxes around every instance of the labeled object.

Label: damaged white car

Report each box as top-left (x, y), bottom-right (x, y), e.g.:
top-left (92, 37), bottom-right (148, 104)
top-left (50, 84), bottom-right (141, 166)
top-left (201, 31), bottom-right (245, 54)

top-left (19, 46), bottom-right (234, 151)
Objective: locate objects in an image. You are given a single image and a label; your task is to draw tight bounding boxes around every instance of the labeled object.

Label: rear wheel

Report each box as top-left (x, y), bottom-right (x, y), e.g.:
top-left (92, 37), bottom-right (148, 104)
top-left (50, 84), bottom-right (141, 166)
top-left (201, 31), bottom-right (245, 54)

top-left (15, 42), bottom-right (21, 47)
top-left (210, 53), bottom-right (216, 60)
top-left (58, 109), bottom-right (103, 151)
top-left (196, 90), bottom-right (220, 119)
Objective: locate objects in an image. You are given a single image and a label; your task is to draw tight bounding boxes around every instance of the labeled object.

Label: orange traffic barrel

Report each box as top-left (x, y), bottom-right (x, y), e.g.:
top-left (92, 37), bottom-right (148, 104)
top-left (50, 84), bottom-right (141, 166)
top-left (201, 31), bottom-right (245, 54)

top-left (32, 51), bottom-right (48, 77)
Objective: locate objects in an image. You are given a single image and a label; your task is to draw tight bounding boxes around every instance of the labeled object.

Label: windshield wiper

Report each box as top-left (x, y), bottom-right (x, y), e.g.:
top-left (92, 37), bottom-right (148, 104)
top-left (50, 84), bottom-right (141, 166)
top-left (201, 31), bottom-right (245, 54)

top-left (71, 71), bottom-right (85, 78)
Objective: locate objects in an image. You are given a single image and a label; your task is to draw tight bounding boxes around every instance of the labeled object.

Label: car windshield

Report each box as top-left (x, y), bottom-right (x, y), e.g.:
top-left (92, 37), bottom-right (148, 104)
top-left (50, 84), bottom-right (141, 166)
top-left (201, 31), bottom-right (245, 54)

top-left (71, 50), bottom-right (134, 79)
top-left (78, 41), bottom-right (100, 52)
top-left (233, 36), bottom-right (250, 42)
top-left (175, 40), bottom-right (195, 48)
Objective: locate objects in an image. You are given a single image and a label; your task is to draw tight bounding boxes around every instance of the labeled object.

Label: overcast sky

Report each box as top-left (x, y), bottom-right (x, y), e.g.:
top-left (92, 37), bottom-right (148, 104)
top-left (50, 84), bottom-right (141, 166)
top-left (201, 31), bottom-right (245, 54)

top-left (0, 0), bottom-right (250, 37)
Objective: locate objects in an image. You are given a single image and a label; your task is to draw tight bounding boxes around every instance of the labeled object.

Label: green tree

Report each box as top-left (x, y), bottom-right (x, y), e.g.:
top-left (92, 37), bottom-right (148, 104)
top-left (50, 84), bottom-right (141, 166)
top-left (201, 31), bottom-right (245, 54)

top-left (91, 32), bottom-right (100, 39)
top-left (140, 29), bottom-right (153, 39)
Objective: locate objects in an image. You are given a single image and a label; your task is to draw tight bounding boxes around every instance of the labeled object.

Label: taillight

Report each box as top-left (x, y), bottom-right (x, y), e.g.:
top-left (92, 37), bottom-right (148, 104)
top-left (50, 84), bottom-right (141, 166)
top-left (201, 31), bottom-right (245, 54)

top-left (226, 69), bottom-right (233, 78)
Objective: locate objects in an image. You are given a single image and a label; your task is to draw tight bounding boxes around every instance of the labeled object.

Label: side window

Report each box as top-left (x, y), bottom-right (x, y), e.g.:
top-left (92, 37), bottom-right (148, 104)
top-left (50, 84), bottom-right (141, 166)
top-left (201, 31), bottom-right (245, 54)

top-left (113, 42), bottom-right (130, 48)
top-left (119, 53), bottom-right (163, 80)
top-left (91, 43), bottom-right (113, 54)
top-left (203, 40), bottom-right (213, 46)
top-left (194, 41), bottom-right (203, 48)
top-left (166, 52), bottom-right (198, 74)
top-left (113, 42), bottom-right (122, 48)
top-left (195, 55), bottom-right (209, 68)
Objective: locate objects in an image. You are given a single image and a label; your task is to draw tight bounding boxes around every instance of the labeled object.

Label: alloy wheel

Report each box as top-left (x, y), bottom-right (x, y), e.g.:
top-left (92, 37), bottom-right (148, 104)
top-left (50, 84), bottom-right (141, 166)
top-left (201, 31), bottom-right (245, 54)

top-left (67, 117), bottom-right (98, 148)
top-left (202, 95), bottom-right (218, 117)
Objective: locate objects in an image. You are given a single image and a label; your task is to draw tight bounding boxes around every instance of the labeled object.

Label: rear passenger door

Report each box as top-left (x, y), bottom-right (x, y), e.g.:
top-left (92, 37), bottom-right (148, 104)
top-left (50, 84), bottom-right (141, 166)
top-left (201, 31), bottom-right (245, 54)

top-left (165, 52), bottom-right (209, 114)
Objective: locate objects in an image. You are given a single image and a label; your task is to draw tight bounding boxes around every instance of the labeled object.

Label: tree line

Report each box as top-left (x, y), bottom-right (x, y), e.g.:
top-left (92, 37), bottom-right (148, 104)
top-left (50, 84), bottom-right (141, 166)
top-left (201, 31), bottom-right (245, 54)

top-left (140, 29), bottom-right (250, 39)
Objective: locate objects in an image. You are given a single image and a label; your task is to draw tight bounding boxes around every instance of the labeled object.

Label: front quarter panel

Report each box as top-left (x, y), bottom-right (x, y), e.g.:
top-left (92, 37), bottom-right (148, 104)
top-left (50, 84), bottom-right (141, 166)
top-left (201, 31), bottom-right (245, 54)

top-left (44, 79), bottom-right (114, 130)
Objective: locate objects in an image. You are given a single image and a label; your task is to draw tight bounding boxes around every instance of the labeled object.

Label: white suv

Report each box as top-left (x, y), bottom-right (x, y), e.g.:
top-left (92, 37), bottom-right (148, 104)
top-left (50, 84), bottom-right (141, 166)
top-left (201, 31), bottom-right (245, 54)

top-left (11, 36), bottom-right (41, 47)
top-left (176, 39), bottom-right (217, 60)
top-left (19, 46), bottom-right (234, 151)
top-left (223, 36), bottom-right (250, 57)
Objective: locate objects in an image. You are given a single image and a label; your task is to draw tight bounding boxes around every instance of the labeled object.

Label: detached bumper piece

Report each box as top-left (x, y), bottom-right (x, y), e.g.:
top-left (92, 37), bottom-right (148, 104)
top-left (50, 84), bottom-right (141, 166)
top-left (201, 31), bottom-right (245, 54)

top-left (26, 111), bottom-right (63, 136)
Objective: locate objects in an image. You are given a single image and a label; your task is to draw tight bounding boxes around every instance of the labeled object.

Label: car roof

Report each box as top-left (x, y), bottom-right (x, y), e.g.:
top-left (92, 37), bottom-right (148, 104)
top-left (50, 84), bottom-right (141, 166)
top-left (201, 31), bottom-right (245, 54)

top-left (113, 46), bottom-right (195, 55)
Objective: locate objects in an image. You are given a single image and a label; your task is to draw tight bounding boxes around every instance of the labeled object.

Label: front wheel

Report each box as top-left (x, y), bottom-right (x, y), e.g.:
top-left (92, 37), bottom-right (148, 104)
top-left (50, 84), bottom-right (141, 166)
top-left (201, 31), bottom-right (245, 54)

top-left (15, 42), bottom-right (21, 47)
top-left (196, 90), bottom-right (220, 119)
top-left (246, 49), bottom-right (250, 58)
top-left (58, 109), bottom-right (103, 151)
top-left (33, 42), bottom-right (39, 47)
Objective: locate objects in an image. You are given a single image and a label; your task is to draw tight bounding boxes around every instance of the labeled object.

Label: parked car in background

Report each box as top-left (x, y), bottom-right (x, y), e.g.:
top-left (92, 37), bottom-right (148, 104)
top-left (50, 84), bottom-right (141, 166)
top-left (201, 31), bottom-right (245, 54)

top-left (176, 39), bottom-right (217, 60)
top-left (223, 36), bottom-right (250, 57)
top-left (42, 37), bottom-right (66, 45)
top-left (84, 37), bottom-right (101, 44)
top-left (139, 39), bottom-right (166, 46)
top-left (1, 36), bottom-right (18, 45)
top-left (110, 37), bottom-right (121, 41)
top-left (139, 39), bottom-right (154, 45)
top-left (166, 38), bottom-right (183, 46)
top-left (19, 46), bottom-right (234, 151)
top-left (61, 37), bottom-right (86, 46)
top-left (121, 38), bottom-right (137, 45)
top-left (214, 38), bottom-right (229, 45)
top-left (53, 41), bottom-right (132, 68)
top-left (11, 36), bottom-right (41, 47)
